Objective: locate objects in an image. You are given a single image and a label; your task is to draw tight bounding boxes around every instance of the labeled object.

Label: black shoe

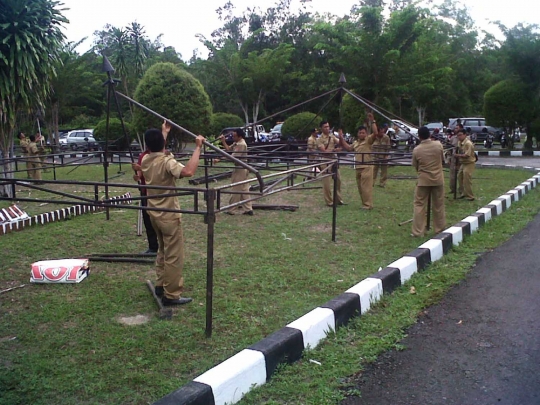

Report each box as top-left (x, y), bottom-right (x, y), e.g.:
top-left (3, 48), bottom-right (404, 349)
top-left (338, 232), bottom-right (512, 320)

top-left (143, 249), bottom-right (158, 255)
top-left (161, 296), bottom-right (193, 306)
top-left (155, 286), bottom-right (164, 298)
top-left (243, 210), bottom-right (254, 216)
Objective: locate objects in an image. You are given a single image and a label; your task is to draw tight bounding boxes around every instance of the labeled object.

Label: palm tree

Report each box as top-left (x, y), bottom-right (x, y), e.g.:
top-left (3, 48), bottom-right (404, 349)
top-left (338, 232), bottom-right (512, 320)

top-left (0, 0), bottom-right (67, 196)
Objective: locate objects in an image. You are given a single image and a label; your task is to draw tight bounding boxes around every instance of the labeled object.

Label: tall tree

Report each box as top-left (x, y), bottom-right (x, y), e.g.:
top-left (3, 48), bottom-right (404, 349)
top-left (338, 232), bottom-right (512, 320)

top-left (92, 22), bottom-right (152, 113)
top-left (47, 42), bottom-right (105, 146)
top-left (496, 23), bottom-right (540, 143)
top-left (200, 37), bottom-right (293, 125)
top-left (0, 0), bottom-right (67, 195)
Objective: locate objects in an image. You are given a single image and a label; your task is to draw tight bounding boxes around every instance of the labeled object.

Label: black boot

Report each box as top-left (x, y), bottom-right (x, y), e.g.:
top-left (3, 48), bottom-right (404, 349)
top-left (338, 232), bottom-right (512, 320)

top-left (161, 296), bottom-right (193, 306)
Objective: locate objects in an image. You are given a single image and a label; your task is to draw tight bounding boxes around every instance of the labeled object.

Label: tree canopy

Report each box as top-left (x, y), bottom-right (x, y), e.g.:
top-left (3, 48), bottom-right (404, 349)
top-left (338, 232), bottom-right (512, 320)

top-left (0, 0), bottom-right (67, 150)
top-left (132, 63), bottom-right (213, 142)
top-left (5, 0), bottom-right (540, 153)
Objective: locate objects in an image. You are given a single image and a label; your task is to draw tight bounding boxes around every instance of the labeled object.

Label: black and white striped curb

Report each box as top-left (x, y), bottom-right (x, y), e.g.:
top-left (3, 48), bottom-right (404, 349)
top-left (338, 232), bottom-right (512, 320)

top-left (0, 192), bottom-right (132, 236)
top-left (154, 166), bottom-right (540, 405)
top-left (477, 150), bottom-right (540, 157)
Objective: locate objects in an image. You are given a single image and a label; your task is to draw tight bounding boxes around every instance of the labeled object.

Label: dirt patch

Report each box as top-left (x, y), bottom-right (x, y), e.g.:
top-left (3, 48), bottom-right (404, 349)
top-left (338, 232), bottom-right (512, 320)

top-left (117, 314), bottom-right (151, 325)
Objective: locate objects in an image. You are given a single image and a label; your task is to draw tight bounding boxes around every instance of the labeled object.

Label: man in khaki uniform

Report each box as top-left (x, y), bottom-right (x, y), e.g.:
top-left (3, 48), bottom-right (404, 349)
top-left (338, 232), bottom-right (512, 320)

top-left (316, 121), bottom-right (344, 206)
top-left (446, 130), bottom-right (459, 194)
top-left (456, 130), bottom-right (476, 201)
top-left (305, 128), bottom-right (320, 179)
top-left (36, 133), bottom-right (49, 173)
top-left (216, 128), bottom-right (253, 215)
top-left (27, 135), bottom-right (43, 181)
top-left (340, 115), bottom-right (378, 210)
top-left (135, 121), bottom-right (204, 306)
top-left (306, 128), bottom-right (318, 162)
top-left (17, 132), bottom-right (31, 179)
top-left (372, 125), bottom-right (391, 187)
top-left (411, 126), bottom-right (446, 237)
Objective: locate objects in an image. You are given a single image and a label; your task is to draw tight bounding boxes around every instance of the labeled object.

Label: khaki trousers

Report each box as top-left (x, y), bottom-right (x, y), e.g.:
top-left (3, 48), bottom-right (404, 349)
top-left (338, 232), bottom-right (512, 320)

top-left (229, 168), bottom-right (252, 213)
top-left (27, 158), bottom-right (42, 180)
top-left (412, 185), bottom-right (446, 236)
top-left (373, 160), bottom-right (388, 187)
top-left (458, 163), bottom-right (475, 199)
top-left (356, 167), bottom-right (374, 209)
top-left (449, 157), bottom-right (457, 194)
top-left (320, 163), bottom-right (342, 206)
top-left (150, 216), bottom-right (185, 300)
top-left (21, 154), bottom-right (31, 178)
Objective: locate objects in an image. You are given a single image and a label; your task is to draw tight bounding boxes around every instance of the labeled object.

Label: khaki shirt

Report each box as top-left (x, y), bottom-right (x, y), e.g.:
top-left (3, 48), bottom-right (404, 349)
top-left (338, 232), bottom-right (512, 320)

top-left (28, 142), bottom-right (40, 157)
top-left (316, 133), bottom-right (340, 160)
top-left (458, 137), bottom-right (476, 164)
top-left (372, 134), bottom-right (391, 160)
top-left (231, 139), bottom-right (248, 164)
top-left (352, 134), bottom-right (376, 168)
top-left (412, 139), bottom-right (445, 186)
top-left (141, 152), bottom-right (185, 221)
top-left (20, 138), bottom-right (29, 153)
top-left (307, 135), bottom-right (318, 152)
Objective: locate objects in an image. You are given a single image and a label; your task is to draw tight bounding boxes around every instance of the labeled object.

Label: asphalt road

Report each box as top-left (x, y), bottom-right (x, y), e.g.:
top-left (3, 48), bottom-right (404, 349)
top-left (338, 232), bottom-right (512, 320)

top-left (342, 208), bottom-right (540, 405)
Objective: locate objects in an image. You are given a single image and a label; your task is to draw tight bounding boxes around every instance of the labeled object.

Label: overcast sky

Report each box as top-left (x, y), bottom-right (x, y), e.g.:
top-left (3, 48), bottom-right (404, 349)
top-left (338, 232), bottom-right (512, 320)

top-left (60, 0), bottom-right (539, 60)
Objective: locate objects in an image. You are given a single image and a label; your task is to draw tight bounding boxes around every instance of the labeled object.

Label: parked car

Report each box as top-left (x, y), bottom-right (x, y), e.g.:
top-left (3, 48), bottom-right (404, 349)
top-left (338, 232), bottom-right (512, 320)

top-left (58, 129), bottom-right (100, 151)
top-left (269, 123), bottom-right (283, 142)
top-left (425, 122), bottom-right (445, 135)
top-left (391, 120), bottom-right (418, 140)
top-left (448, 118), bottom-right (505, 143)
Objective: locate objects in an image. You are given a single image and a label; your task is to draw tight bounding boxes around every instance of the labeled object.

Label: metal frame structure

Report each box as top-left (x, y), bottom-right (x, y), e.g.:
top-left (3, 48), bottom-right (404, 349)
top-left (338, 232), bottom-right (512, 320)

top-left (0, 58), bottom-right (455, 337)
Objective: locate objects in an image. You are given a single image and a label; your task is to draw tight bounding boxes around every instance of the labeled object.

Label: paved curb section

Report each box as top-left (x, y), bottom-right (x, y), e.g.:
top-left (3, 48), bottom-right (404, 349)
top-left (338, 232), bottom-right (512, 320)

top-left (0, 192), bottom-right (132, 237)
top-left (154, 164), bottom-right (540, 405)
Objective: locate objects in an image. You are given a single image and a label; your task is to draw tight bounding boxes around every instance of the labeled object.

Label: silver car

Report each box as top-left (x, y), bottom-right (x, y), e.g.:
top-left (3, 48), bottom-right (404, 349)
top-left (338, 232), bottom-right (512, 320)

top-left (58, 129), bottom-right (100, 151)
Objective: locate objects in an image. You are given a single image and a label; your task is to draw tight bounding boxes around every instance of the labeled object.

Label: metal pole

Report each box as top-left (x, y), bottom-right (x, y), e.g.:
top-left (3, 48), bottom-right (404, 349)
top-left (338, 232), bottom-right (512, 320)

top-left (104, 81), bottom-right (111, 220)
top-left (114, 90), bottom-right (266, 192)
top-left (343, 88), bottom-right (419, 140)
top-left (331, 162), bottom-right (338, 242)
top-left (204, 149), bottom-right (210, 186)
top-left (205, 189), bottom-right (216, 338)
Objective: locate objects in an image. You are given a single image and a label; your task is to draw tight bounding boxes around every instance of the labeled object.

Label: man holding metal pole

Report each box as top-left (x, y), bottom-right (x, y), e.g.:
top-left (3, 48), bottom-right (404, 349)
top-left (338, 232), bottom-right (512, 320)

top-left (17, 132), bottom-right (31, 179)
top-left (372, 124), bottom-right (391, 188)
top-left (339, 114), bottom-right (378, 210)
top-left (455, 130), bottom-right (476, 201)
top-left (133, 121), bottom-right (205, 306)
top-left (316, 120), bottom-right (344, 207)
top-left (411, 126), bottom-right (446, 237)
top-left (215, 128), bottom-right (253, 215)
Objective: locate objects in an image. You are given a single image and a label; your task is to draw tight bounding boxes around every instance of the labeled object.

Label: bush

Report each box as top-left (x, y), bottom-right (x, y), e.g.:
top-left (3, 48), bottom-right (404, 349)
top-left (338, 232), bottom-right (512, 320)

top-left (132, 63), bottom-right (213, 144)
top-left (93, 118), bottom-right (133, 141)
top-left (483, 79), bottom-right (534, 129)
top-left (282, 112), bottom-right (319, 140)
top-left (209, 113), bottom-right (244, 137)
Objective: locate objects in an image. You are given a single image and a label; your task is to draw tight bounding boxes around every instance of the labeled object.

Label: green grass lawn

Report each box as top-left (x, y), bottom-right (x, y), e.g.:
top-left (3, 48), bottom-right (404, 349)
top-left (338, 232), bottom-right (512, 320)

top-left (0, 162), bottom-right (538, 405)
